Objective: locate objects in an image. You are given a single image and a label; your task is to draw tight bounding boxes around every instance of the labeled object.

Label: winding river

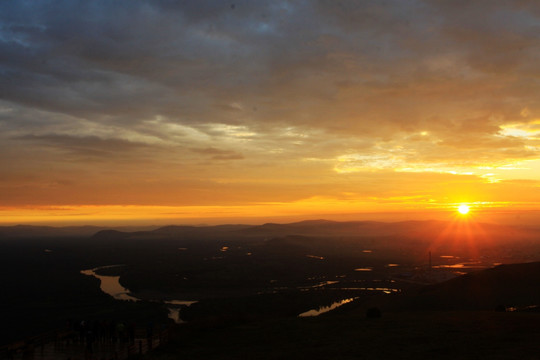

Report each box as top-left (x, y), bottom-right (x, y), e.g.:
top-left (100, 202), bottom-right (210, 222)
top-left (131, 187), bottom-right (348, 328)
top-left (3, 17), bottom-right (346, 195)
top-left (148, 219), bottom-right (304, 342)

top-left (82, 265), bottom-right (381, 321)
top-left (81, 265), bottom-right (196, 323)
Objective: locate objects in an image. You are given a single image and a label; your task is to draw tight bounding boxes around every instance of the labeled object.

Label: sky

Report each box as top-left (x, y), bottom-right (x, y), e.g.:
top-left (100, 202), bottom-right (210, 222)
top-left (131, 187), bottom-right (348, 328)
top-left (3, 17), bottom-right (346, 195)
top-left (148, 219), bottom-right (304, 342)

top-left (1, 0), bottom-right (539, 225)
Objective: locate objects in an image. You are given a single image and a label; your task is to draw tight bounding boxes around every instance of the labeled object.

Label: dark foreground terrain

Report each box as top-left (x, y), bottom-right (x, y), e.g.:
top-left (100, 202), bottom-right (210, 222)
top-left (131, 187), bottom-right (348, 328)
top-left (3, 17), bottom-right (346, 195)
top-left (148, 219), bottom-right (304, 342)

top-left (142, 261), bottom-right (540, 359)
top-left (144, 311), bottom-right (540, 360)
top-left (1, 220), bottom-right (539, 358)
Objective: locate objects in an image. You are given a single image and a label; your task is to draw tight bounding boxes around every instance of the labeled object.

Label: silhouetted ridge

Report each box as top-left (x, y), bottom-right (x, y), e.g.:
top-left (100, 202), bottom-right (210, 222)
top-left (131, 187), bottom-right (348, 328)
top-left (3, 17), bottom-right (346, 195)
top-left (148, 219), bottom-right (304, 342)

top-left (238, 219), bottom-right (443, 237)
top-left (288, 219), bottom-right (339, 225)
top-left (152, 224), bottom-right (251, 234)
top-left (152, 225), bottom-right (197, 234)
top-left (0, 225), bottom-right (111, 238)
top-left (2, 219), bottom-right (534, 242)
top-left (91, 230), bottom-right (128, 240)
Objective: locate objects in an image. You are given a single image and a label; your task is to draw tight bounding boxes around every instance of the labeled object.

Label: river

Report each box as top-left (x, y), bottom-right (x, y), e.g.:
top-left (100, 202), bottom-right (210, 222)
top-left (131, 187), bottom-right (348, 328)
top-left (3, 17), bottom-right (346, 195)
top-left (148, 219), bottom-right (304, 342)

top-left (81, 265), bottom-right (196, 323)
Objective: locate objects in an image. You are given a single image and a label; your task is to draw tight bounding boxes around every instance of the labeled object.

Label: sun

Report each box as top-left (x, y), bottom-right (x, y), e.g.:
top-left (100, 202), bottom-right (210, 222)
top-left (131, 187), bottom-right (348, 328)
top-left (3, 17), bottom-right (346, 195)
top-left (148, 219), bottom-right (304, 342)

top-left (457, 204), bottom-right (470, 215)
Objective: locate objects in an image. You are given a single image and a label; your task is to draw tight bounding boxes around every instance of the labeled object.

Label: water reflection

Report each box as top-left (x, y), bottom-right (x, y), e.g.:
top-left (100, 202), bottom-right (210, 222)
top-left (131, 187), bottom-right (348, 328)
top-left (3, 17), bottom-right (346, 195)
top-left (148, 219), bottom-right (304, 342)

top-left (81, 265), bottom-right (139, 302)
top-left (354, 267), bottom-right (373, 272)
top-left (338, 287), bottom-right (400, 293)
top-left (164, 301), bottom-right (198, 324)
top-left (81, 265), bottom-right (197, 323)
top-left (432, 262), bottom-right (489, 269)
top-left (164, 300), bottom-right (198, 306)
top-left (299, 298), bottom-right (357, 317)
top-left (167, 308), bottom-right (182, 323)
top-left (299, 281), bottom-right (339, 289)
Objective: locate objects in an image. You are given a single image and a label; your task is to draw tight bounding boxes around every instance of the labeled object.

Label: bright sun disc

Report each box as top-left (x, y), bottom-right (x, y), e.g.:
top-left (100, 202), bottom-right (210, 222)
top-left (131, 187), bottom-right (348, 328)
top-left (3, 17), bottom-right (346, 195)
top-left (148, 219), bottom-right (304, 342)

top-left (458, 204), bottom-right (470, 215)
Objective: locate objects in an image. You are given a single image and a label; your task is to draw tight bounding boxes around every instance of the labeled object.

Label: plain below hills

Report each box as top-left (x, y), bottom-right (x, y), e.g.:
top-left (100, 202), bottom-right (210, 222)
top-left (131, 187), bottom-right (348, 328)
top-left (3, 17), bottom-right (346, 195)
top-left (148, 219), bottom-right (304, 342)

top-left (140, 260), bottom-right (540, 360)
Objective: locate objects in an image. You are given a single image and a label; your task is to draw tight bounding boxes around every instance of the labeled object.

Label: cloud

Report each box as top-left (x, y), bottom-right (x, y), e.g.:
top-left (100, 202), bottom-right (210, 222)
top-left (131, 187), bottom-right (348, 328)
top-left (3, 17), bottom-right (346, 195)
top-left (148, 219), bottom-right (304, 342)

top-left (1, 1), bottom-right (538, 133)
top-left (0, 1), bottom-right (539, 210)
top-left (190, 147), bottom-right (244, 160)
top-left (16, 133), bottom-right (153, 159)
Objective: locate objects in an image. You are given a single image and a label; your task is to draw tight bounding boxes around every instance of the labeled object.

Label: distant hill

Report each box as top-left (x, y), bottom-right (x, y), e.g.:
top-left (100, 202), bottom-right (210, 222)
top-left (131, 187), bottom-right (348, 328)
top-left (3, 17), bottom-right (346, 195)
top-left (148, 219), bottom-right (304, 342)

top-left (0, 225), bottom-right (109, 238)
top-left (238, 219), bottom-right (529, 238)
top-left (91, 224), bottom-right (253, 240)
top-left (239, 219), bottom-right (390, 236)
top-left (0, 225), bottom-right (159, 238)
top-left (152, 224), bottom-right (252, 236)
top-left (88, 219), bottom-right (489, 243)
top-left (3, 219), bottom-right (537, 243)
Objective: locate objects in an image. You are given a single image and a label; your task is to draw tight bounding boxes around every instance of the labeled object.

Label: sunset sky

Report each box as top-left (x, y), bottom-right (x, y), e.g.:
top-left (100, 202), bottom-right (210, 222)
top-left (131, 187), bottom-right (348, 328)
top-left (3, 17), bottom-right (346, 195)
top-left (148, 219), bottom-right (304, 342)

top-left (1, 1), bottom-right (539, 225)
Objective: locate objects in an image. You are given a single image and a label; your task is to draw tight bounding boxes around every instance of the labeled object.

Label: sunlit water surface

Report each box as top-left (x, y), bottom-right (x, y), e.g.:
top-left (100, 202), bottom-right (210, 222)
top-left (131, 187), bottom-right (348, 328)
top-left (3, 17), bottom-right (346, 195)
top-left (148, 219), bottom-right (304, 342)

top-left (298, 298), bottom-right (357, 317)
top-left (81, 265), bottom-right (196, 323)
top-left (80, 266), bottom-right (139, 301)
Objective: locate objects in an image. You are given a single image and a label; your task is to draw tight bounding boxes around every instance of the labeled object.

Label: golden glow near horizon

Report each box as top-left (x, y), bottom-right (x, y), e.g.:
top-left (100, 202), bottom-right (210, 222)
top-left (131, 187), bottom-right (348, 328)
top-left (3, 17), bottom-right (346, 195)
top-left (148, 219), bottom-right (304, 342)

top-left (0, 2), bottom-right (539, 225)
